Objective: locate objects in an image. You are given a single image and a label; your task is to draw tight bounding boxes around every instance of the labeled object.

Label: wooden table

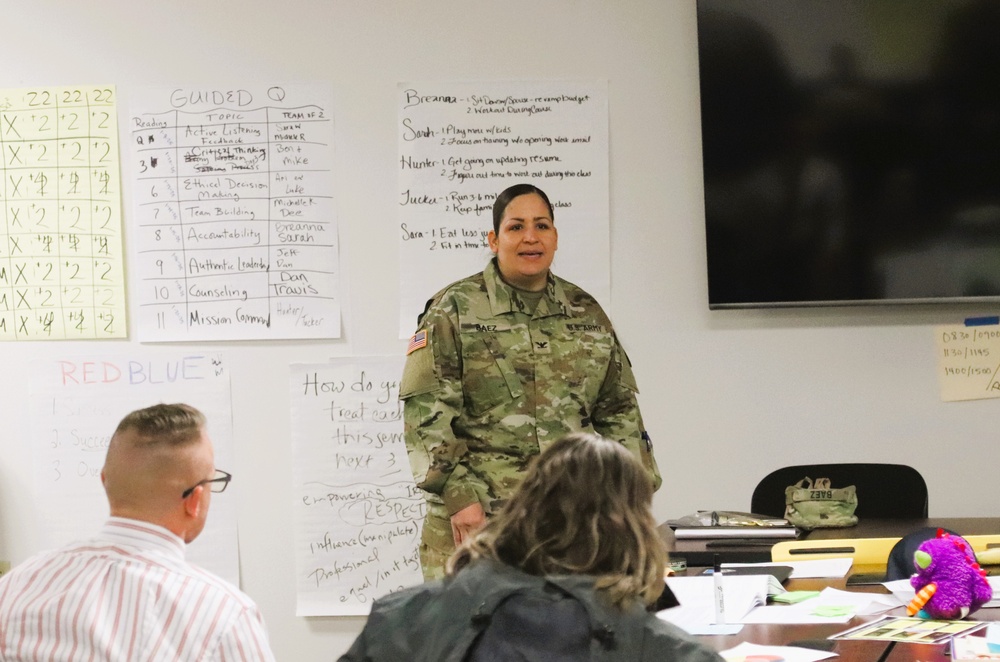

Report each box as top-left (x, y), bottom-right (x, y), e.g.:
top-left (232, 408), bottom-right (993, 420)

top-left (691, 572), bottom-right (1000, 660)
top-left (674, 541), bottom-right (1000, 661)
top-left (691, 572), bottom-right (897, 658)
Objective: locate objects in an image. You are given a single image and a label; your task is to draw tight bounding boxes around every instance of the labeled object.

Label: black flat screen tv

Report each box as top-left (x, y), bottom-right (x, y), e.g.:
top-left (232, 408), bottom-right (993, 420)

top-left (697, 0), bottom-right (1000, 309)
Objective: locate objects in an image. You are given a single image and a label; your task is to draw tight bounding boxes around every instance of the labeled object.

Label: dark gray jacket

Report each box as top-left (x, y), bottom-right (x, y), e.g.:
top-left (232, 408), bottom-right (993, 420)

top-left (339, 560), bottom-right (724, 662)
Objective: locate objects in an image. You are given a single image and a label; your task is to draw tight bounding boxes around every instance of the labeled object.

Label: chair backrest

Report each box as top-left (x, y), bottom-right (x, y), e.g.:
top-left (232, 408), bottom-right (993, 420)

top-left (885, 531), bottom-right (1000, 579)
top-left (771, 537), bottom-right (901, 564)
top-left (774, 534), bottom-right (1000, 572)
top-left (967, 535), bottom-right (1000, 565)
top-left (751, 463), bottom-right (928, 520)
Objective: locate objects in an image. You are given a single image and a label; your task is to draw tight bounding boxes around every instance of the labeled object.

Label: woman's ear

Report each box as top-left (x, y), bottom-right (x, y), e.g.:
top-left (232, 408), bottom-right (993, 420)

top-left (487, 230), bottom-right (499, 253)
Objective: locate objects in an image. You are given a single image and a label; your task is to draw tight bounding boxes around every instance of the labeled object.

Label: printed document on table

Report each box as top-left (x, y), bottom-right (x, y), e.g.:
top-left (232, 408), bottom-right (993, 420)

top-left (659, 575), bottom-right (769, 633)
top-left (721, 642), bottom-right (838, 662)
top-left (740, 587), bottom-right (901, 624)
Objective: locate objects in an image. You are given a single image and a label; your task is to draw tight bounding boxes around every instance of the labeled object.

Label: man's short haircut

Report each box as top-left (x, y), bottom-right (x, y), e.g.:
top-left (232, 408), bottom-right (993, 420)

top-left (113, 403), bottom-right (206, 447)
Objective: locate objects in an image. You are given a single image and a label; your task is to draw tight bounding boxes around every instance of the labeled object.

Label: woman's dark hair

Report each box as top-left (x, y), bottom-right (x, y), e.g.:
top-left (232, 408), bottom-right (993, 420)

top-left (492, 184), bottom-right (554, 234)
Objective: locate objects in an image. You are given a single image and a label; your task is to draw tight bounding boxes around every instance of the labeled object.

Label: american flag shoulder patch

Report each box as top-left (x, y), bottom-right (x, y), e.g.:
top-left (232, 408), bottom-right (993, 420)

top-left (407, 330), bottom-right (428, 355)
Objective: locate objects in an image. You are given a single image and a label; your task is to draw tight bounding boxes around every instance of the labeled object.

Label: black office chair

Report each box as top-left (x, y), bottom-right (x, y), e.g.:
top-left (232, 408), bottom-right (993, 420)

top-left (750, 463), bottom-right (928, 520)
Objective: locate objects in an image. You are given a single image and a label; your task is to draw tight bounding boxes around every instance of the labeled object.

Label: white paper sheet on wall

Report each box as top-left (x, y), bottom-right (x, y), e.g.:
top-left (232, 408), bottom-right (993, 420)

top-left (28, 351), bottom-right (239, 585)
top-left (129, 84), bottom-right (341, 341)
top-left (0, 85), bottom-right (126, 340)
top-left (397, 80), bottom-right (610, 337)
top-left (290, 358), bottom-right (423, 616)
top-left (934, 320), bottom-right (1000, 401)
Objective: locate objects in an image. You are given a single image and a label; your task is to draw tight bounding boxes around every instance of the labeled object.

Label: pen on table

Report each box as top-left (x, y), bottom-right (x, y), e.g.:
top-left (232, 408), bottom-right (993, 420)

top-left (713, 553), bottom-right (725, 625)
top-left (706, 539), bottom-right (777, 547)
top-left (788, 547), bottom-right (855, 555)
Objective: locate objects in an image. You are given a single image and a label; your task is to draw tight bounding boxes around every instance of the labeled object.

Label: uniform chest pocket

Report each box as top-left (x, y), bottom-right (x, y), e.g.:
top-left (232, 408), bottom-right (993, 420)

top-left (551, 327), bottom-right (616, 398)
top-left (461, 335), bottom-right (523, 416)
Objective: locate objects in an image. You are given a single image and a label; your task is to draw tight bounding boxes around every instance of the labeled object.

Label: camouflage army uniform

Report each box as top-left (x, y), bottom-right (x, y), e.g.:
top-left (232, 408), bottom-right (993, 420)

top-left (400, 259), bottom-right (661, 578)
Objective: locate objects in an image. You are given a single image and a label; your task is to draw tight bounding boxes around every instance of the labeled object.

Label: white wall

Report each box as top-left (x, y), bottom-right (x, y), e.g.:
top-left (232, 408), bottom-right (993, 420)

top-left (0, 1), bottom-right (996, 659)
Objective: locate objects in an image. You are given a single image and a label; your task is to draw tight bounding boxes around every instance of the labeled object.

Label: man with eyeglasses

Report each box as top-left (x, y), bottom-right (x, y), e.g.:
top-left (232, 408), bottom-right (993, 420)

top-left (0, 403), bottom-right (276, 661)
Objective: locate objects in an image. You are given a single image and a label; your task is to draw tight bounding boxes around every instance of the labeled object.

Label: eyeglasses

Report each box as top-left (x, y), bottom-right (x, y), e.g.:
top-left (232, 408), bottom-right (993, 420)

top-left (182, 469), bottom-right (232, 499)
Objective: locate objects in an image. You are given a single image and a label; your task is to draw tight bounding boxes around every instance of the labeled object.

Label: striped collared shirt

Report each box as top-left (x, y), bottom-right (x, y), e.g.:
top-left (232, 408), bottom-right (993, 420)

top-left (0, 517), bottom-right (275, 661)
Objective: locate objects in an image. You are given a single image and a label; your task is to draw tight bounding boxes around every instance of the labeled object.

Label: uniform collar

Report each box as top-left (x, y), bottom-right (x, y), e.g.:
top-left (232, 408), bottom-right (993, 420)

top-left (483, 259), bottom-right (569, 318)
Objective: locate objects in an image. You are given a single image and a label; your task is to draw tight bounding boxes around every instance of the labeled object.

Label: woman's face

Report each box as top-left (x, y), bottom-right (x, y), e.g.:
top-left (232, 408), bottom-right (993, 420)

top-left (488, 193), bottom-right (558, 291)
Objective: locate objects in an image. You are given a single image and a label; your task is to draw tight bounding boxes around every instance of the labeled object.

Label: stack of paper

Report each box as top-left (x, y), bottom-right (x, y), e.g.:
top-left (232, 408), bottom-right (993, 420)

top-left (952, 624), bottom-right (1000, 660)
top-left (659, 575), bottom-right (902, 634)
top-left (668, 511), bottom-right (799, 539)
top-left (720, 642), bottom-right (838, 662)
top-left (659, 574), bottom-right (772, 634)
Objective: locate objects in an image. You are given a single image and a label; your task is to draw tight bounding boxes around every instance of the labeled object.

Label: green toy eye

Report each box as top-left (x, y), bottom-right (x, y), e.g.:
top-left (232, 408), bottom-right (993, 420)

top-left (915, 550), bottom-right (932, 569)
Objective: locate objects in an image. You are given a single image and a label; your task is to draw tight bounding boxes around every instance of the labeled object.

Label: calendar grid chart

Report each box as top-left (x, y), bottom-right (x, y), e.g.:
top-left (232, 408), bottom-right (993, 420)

top-left (0, 85), bottom-right (125, 340)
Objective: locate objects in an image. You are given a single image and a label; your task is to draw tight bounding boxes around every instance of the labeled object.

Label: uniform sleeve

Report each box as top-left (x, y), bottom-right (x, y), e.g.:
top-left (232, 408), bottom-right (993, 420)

top-left (591, 333), bottom-right (662, 491)
top-left (400, 297), bottom-right (489, 515)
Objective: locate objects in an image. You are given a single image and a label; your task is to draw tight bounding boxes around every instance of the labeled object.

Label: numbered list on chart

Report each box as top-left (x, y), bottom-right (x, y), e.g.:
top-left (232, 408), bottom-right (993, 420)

top-left (29, 352), bottom-right (239, 584)
top-left (397, 80), bottom-right (609, 337)
top-left (0, 85), bottom-right (125, 339)
top-left (130, 85), bottom-right (340, 341)
top-left (290, 358), bottom-right (423, 616)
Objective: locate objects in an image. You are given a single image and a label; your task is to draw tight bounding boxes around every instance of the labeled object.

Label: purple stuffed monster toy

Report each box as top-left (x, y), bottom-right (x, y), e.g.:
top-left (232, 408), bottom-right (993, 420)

top-left (906, 529), bottom-right (992, 619)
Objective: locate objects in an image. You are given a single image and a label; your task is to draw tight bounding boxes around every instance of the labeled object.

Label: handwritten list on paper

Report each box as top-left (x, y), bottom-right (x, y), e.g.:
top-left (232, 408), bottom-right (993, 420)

top-left (397, 80), bottom-right (610, 337)
top-left (29, 352), bottom-right (239, 585)
top-left (129, 85), bottom-right (340, 341)
top-left (0, 85), bottom-right (126, 339)
top-left (291, 358), bottom-right (423, 616)
top-left (935, 323), bottom-right (1000, 402)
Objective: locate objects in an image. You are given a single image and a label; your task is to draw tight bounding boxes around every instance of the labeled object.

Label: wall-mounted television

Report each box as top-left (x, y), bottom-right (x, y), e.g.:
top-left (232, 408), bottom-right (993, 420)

top-left (697, 0), bottom-right (1000, 309)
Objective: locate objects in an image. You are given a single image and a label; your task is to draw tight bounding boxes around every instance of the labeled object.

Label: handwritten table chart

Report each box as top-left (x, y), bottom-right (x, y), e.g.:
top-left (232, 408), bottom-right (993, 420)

top-left (0, 85), bottom-right (125, 339)
top-left (935, 321), bottom-right (1000, 401)
top-left (130, 85), bottom-right (340, 341)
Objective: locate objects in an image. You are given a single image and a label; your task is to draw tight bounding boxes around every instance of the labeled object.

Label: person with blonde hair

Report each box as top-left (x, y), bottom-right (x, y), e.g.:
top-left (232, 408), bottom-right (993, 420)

top-left (340, 433), bottom-right (722, 661)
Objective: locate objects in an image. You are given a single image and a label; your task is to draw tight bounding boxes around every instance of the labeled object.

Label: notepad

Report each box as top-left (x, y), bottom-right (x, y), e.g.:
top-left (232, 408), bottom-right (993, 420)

top-left (771, 590), bottom-right (820, 604)
top-left (659, 574), bottom-right (777, 634)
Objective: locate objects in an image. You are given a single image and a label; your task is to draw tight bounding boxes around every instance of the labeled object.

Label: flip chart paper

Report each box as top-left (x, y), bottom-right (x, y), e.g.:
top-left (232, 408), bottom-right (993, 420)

top-left (130, 84), bottom-right (341, 341)
top-left (29, 351), bottom-right (238, 584)
top-left (934, 322), bottom-right (1000, 401)
top-left (0, 85), bottom-right (125, 339)
top-left (291, 358), bottom-right (423, 615)
top-left (398, 80), bottom-right (609, 337)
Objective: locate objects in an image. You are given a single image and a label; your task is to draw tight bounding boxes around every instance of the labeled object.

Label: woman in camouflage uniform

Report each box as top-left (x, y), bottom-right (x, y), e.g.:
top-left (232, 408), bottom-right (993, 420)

top-left (401, 183), bottom-right (660, 578)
